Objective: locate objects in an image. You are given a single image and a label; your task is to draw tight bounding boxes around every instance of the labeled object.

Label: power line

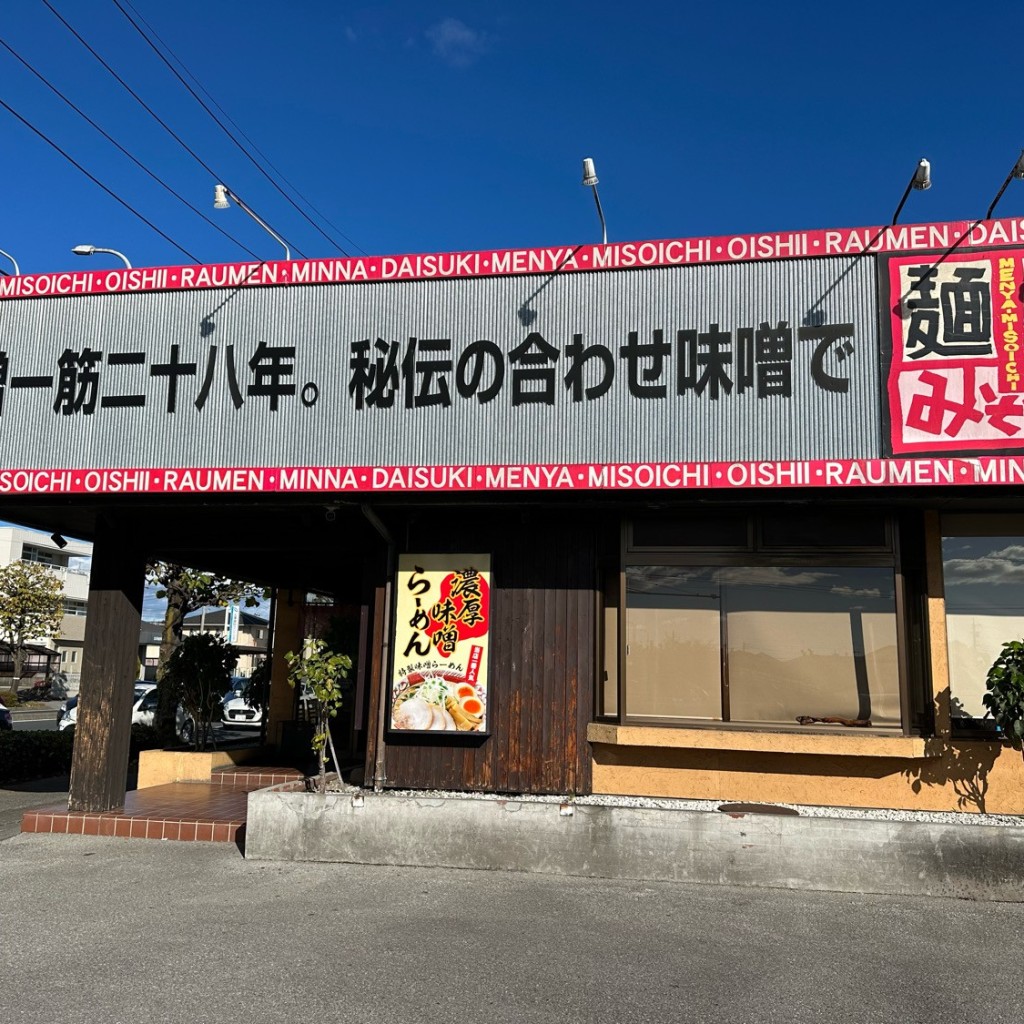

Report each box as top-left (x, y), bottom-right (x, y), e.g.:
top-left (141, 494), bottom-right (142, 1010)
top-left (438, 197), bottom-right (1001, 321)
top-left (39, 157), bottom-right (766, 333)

top-left (39, 0), bottom-right (306, 259)
top-left (112, 0), bottom-right (355, 258)
top-left (0, 95), bottom-right (201, 264)
top-left (0, 33), bottom-right (263, 261)
top-left (120, 0), bottom-right (368, 257)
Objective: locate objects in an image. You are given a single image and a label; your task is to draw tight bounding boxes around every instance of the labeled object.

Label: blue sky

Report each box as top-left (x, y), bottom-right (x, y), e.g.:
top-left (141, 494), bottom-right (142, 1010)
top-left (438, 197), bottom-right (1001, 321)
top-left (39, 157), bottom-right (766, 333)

top-left (2, 1), bottom-right (1023, 277)
top-left (3, 1), bottom-right (1024, 617)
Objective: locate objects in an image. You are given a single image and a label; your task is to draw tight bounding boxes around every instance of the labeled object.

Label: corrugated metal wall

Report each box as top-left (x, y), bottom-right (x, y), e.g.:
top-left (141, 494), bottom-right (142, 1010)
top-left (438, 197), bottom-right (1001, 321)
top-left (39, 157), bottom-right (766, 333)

top-left (0, 256), bottom-right (880, 470)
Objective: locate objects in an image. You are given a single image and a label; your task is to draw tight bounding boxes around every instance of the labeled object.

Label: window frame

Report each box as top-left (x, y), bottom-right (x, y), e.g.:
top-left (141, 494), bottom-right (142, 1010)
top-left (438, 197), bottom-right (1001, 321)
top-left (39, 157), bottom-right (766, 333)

top-left (939, 514), bottom-right (1024, 737)
top-left (612, 511), bottom-right (913, 735)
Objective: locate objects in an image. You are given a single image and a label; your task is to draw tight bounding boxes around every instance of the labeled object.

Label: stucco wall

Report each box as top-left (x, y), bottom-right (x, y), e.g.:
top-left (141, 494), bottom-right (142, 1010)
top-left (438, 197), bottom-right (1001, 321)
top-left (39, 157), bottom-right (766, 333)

top-left (591, 738), bottom-right (1024, 814)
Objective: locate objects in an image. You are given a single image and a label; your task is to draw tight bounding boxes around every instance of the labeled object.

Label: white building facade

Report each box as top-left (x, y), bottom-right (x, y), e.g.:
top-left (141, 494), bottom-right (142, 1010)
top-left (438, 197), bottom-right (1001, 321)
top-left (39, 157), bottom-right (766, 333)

top-left (0, 525), bottom-right (92, 690)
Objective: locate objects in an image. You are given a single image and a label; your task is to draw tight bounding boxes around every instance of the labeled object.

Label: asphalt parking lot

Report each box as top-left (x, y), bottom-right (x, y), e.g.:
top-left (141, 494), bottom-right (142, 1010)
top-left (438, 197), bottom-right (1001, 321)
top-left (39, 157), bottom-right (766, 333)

top-left (1, 829), bottom-right (1022, 1024)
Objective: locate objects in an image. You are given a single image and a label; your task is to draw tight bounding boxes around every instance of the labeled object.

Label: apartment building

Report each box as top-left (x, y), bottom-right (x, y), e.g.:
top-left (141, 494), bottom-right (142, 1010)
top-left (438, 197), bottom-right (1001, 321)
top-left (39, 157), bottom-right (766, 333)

top-left (0, 525), bottom-right (92, 690)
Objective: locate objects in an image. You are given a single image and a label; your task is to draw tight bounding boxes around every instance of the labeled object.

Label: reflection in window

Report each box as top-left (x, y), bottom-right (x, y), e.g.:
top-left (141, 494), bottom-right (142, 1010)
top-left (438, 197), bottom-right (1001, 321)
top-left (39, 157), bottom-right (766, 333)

top-left (942, 535), bottom-right (1024, 722)
top-left (627, 568), bottom-right (721, 720)
top-left (626, 566), bottom-right (901, 726)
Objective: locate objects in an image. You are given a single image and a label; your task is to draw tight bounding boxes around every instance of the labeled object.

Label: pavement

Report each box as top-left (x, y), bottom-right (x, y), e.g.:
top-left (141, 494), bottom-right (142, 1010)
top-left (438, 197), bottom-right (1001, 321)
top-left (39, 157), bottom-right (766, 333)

top-left (3, 698), bottom-right (66, 713)
top-left (0, 831), bottom-right (1022, 1024)
top-left (7, 699), bottom-right (65, 730)
top-left (0, 774), bottom-right (69, 840)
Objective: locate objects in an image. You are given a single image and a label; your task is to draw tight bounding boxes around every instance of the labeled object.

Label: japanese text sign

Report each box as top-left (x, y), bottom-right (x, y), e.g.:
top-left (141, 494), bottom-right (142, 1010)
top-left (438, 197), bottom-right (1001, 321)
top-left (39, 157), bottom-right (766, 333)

top-left (0, 255), bottom-right (879, 486)
top-left (390, 554), bottom-right (491, 735)
top-left (887, 249), bottom-right (1024, 454)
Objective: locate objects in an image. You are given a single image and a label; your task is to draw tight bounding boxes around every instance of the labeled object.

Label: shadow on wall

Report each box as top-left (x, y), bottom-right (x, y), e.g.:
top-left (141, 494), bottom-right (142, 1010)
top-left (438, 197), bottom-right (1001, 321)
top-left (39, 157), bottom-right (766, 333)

top-left (901, 741), bottom-right (1001, 814)
top-left (901, 694), bottom-right (1001, 813)
top-left (591, 735), bottom-right (1015, 813)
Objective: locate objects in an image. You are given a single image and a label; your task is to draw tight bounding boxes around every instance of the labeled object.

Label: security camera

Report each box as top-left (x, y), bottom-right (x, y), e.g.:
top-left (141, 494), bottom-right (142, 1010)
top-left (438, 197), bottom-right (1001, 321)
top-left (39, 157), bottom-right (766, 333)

top-left (324, 507), bottom-right (337, 523)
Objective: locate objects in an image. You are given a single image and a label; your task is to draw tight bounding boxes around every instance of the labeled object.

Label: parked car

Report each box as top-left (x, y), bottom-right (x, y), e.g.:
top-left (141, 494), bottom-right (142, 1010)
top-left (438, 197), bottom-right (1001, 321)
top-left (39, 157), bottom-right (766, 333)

top-left (57, 698), bottom-right (76, 731)
top-left (56, 694), bottom-right (77, 727)
top-left (222, 689), bottom-right (262, 728)
top-left (58, 682), bottom-right (153, 729)
top-left (58, 682), bottom-right (225, 745)
top-left (59, 683), bottom-right (159, 732)
top-left (0, 698), bottom-right (12, 731)
top-left (132, 685), bottom-right (159, 726)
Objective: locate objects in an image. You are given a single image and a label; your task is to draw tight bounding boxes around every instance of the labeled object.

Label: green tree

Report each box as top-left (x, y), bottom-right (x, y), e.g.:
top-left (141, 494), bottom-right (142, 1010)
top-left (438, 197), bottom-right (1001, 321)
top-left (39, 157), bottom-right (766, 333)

top-left (147, 562), bottom-right (265, 742)
top-left (0, 560), bottom-right (63, 691)
top-left (163, 633), bottom-right (237, 750)
top-left (285, 639), bottom-right (351, 793)
top-left (984, 640), bottom-right (1024, 752)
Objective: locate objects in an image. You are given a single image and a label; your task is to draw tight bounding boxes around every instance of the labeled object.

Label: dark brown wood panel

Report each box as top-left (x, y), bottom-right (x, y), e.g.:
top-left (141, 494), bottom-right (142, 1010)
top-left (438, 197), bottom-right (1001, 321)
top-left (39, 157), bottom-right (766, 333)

top-left (376, 513), bottom-right (599, 795)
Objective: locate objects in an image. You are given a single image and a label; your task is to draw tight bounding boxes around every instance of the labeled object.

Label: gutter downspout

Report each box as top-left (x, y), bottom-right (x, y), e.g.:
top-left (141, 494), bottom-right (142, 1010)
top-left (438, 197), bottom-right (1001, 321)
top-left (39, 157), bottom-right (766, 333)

top-left (361, 504), bottom-right (395, 792)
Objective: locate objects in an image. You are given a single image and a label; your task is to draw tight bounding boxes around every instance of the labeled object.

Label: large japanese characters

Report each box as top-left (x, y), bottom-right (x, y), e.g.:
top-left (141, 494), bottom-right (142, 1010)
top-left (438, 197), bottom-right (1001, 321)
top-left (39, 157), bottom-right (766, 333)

top-left (887, 250), bottom-right (1024, 454)
top-left (390, 554), bottom-right (491, 735)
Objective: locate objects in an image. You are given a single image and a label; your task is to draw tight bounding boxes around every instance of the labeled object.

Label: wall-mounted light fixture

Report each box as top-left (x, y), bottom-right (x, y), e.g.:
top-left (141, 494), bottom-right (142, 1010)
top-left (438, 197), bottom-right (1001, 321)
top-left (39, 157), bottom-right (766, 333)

top-left (985, 150), bottom-right (1024, 220)
top-left (891, 158), bottom-right (931, 224)
top-left (71, 245), bottom-right (132, 269)
top-left (581, 157), bottom-right (608, 245)
top-left (213, 184), bottom-right (292, 260)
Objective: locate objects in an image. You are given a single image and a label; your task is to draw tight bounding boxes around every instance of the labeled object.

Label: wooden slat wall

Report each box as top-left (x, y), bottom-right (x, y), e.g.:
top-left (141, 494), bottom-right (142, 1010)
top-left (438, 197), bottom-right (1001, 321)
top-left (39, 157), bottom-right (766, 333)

top-left (373, 515), bottom-right (597, 795)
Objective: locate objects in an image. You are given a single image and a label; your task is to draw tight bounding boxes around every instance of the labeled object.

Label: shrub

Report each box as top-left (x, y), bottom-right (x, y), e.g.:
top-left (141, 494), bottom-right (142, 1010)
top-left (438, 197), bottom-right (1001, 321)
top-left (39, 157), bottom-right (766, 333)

top-left (0, 729), bottom-right (76, 784)
top-left (984, 640), bottom-right (1024, 748)
top-left (129, 724), bottom-right (162, 757)
top-left (0, 725), bottom-right (163, 785)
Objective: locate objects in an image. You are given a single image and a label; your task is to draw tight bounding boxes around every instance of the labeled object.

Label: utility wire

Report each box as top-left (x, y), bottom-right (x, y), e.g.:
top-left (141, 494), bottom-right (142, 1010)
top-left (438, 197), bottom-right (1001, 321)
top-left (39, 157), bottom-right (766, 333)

top-left (112, 0), bottom-right (354, 258)
top-left (121, 0), bottom-right (367, 257)
top-left (0, 95), bottom-right (201, 263)
top-left (0, 34), bottom-right (263, 261)
top-left (39, 0), bottom-right (306, 259)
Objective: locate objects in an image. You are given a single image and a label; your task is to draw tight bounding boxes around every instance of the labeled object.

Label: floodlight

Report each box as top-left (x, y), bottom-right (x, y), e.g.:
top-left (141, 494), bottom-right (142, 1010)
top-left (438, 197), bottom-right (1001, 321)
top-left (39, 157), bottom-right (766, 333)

top-left (71, 245), bottom-right (132, 268)
top-left (580, 157), bottom-right (607, 244)
top-left (212, 184), bottom-right (291, 260)
top-left (892, 158), bottom-right (932, 224)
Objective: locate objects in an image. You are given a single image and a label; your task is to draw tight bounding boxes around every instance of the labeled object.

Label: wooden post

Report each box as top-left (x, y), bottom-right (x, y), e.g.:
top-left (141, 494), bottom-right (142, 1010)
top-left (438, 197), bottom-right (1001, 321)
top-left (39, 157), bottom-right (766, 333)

top-left (923, 510), bottom-right (952, 739)
top-left (265, 589), bottom-right (303, 746)
top-left (68, 517), bottom-right (145, 812)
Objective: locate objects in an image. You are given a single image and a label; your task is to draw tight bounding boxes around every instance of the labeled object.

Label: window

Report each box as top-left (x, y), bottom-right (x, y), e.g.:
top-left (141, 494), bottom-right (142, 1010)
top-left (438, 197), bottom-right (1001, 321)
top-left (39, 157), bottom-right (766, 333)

top-left (941, 516), bottom-right (1024, 728)
top-left (620, 512), bottom-right (904, 729)
top-left (22, 544), bottom-right (58, 566)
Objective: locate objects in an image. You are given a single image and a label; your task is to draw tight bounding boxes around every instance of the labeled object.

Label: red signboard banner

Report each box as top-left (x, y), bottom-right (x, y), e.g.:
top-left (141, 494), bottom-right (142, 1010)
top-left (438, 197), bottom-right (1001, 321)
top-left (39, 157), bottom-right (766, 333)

top-left (887, 248), bottom-right (1024, 454)
top-left (3, 217), bottom-right (1024, 301)
top-left (4, 457), bottom-right (1024, 495)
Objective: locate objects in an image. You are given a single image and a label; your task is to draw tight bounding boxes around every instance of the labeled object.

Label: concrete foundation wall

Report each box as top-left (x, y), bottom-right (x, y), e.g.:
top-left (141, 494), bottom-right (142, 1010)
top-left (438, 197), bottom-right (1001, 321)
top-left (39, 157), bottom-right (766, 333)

top-left (245, 789), bottom-right (1024, 902)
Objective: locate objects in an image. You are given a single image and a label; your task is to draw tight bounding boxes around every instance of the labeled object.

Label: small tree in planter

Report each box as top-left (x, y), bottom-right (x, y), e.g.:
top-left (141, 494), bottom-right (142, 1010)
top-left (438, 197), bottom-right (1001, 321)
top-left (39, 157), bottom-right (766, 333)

top-left (285, 639), bottom-right (351, 793)
top-left (164, 634), bottom-right (237, 751)
top-left (983, 640), bottom-right (1024, 751)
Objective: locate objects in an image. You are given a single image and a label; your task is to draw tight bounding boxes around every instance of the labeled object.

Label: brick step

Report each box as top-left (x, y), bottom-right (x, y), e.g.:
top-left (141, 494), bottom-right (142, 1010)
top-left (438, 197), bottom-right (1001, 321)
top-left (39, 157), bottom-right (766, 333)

top-left (209, 765), bottom-right (304, 787)
top-left (22, 780), bottom-right (255, 843)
